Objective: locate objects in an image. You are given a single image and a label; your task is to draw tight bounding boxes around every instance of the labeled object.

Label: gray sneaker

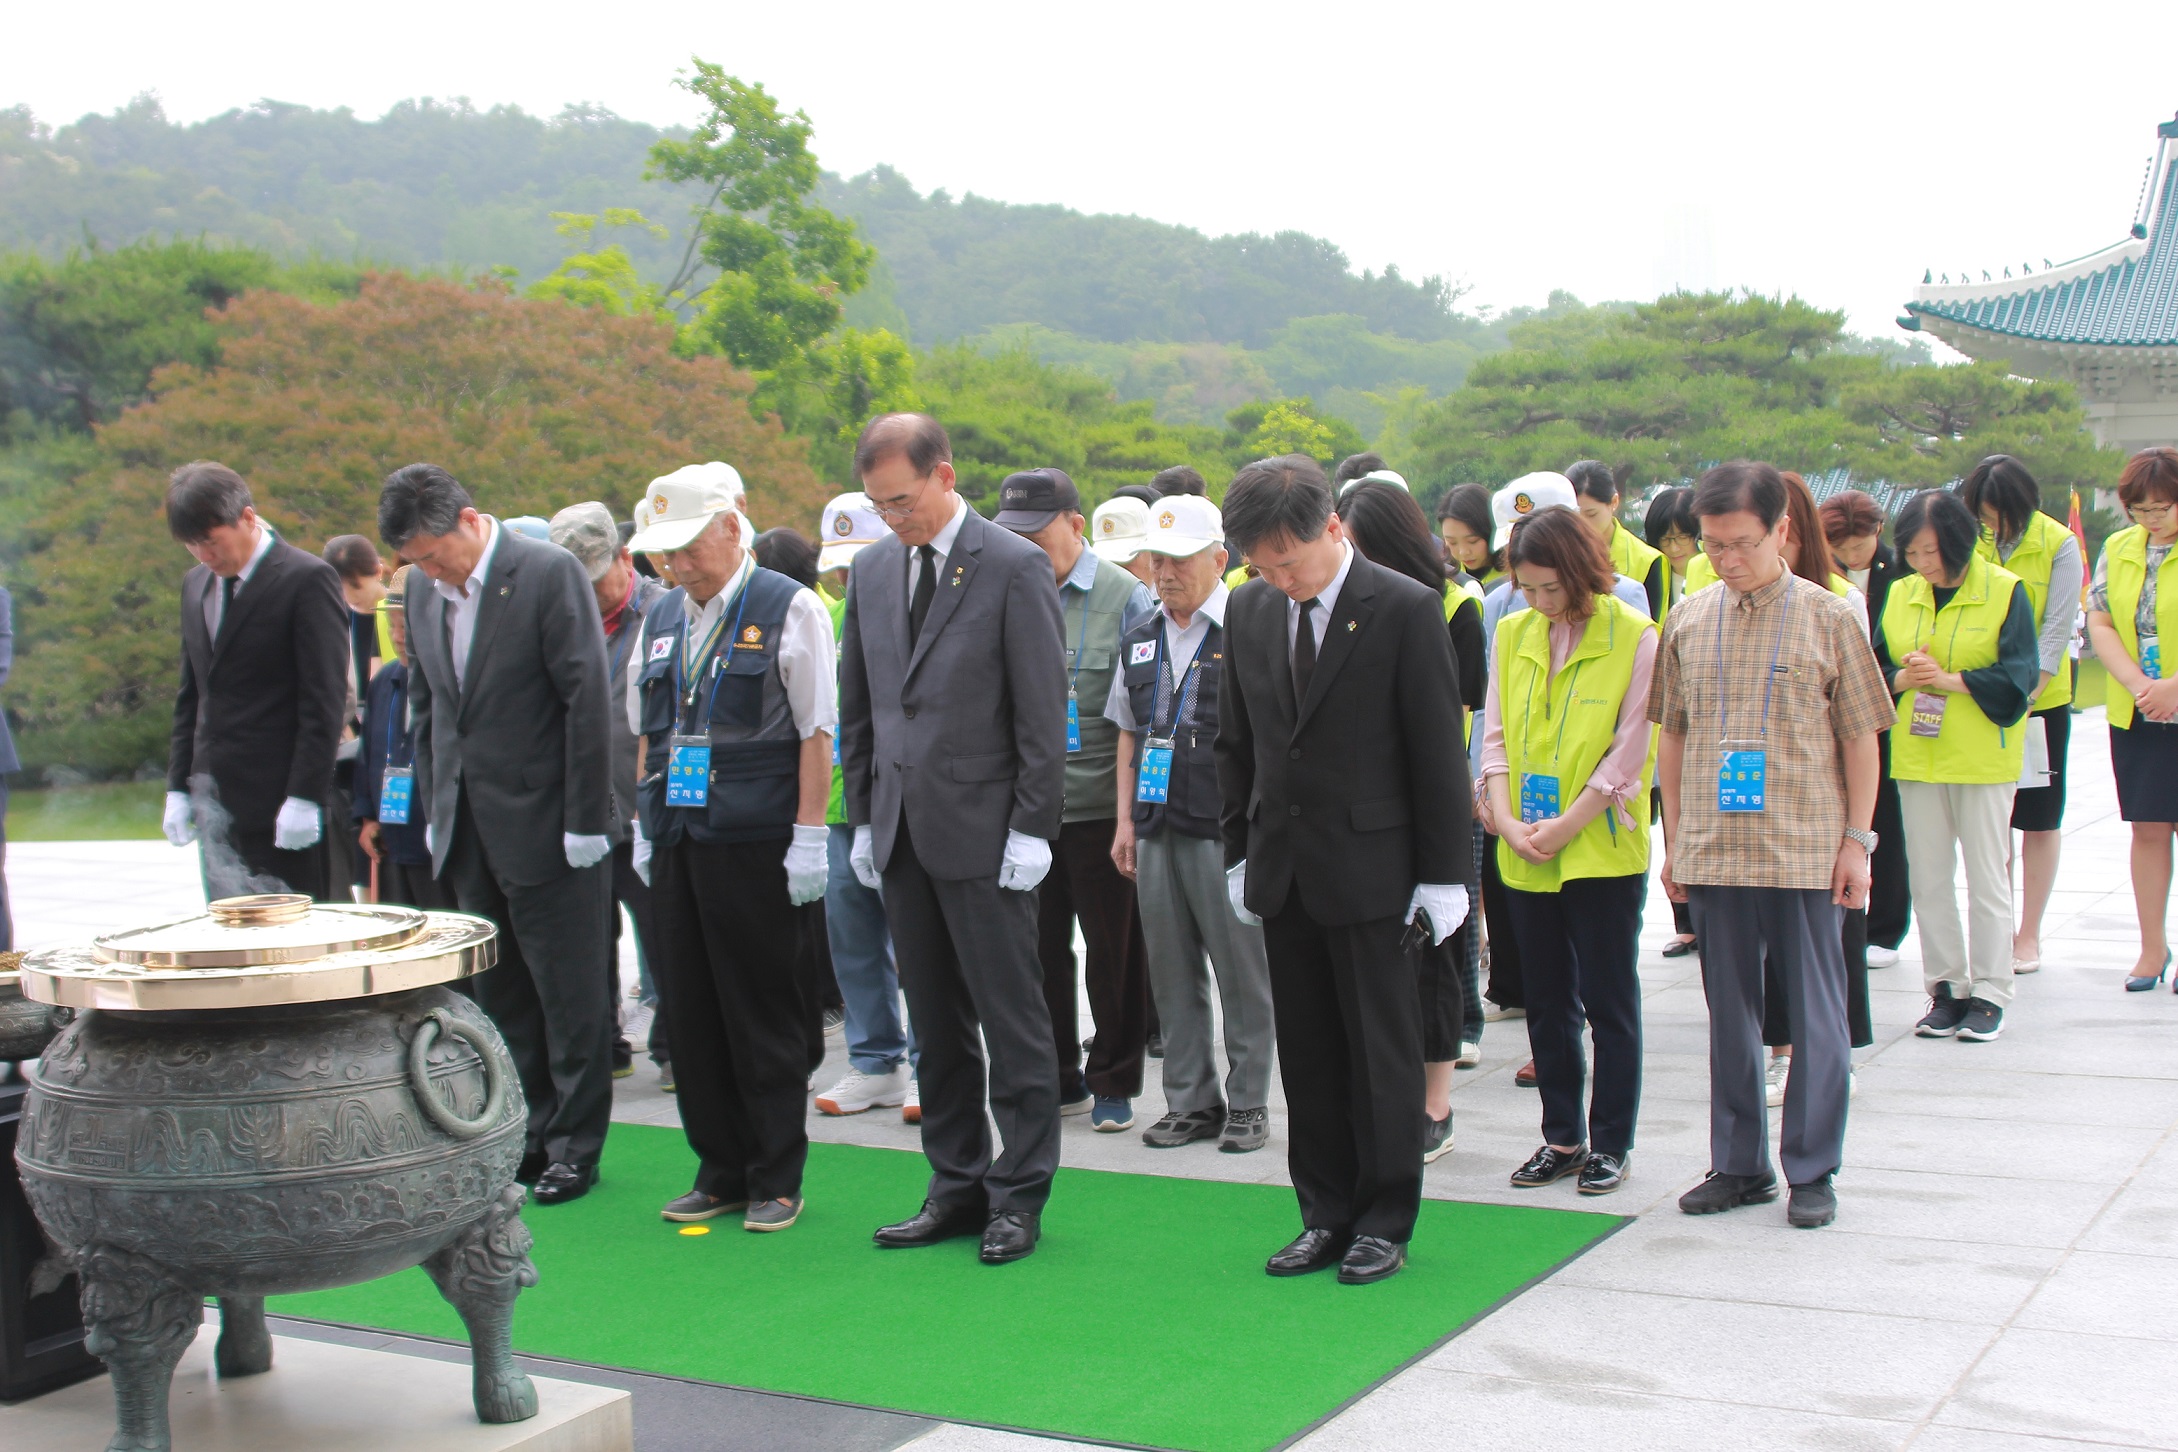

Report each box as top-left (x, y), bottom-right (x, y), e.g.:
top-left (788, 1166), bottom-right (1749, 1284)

top-left (1679, 1171), bottom-right (1779, 1215)
top-left (1957, 998), bottom-right (2004, 1042)
top-left (1142, 1108), bottom-right (1225, 1148)
top-left (1219, 1106), bottom-right (1270, 1154)
top-left (1787, 1176), bottom-right (1837, 1228)
top-left (744, 1197), bottom-right (803, 1233)
top-left (1915, 984), bottom-right (1969, 1038)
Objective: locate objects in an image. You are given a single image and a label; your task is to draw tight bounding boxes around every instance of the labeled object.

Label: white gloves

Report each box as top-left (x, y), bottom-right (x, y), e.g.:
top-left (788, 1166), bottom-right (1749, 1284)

top-left (999, 830), bottom-right (1053, 892)
top-left (1406, 884), bottom-right (1469, 946)
top-left (274, 797), bottom-right (322, 851)
top-left (785, 824), bottom-right (830, 905)
top-left (162, 791), bottom-right (196, 847)
top-left (1226, 860), bottom-right (1260, 927)
top-left (564, 832), bottom-right (611, 870)
top-left (631, 831), bottom-right (653, 886)
top-left (850, 825), bottom-right (880, 891)
top-left (425, 822), bottom-right (437, 858)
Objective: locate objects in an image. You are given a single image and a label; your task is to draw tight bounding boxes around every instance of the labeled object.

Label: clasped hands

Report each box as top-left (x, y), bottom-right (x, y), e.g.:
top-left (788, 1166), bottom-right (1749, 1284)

top-left (1897, 649), bottom-right (1964, 696)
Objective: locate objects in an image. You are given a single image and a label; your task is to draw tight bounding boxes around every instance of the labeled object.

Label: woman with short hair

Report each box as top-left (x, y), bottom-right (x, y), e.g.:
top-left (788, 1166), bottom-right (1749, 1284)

top-left (1643, 486), bottom-right (1699, 611)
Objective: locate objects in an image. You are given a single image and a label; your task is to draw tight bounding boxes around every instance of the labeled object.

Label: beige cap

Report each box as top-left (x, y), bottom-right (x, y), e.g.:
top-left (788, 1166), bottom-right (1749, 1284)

top-left (628, 462), bottom-right (748, 554)
top-left (548, 501), bottom-right (622, 581)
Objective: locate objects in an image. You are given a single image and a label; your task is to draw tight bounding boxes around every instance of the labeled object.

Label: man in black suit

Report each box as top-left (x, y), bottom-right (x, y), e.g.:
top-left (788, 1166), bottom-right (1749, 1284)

top-left (1215, 454), bottom-right (1472, 1285)
top-left (163, 461), bottom-right (351, 901)
top-left (380, 463), bottom-right (619, 1206)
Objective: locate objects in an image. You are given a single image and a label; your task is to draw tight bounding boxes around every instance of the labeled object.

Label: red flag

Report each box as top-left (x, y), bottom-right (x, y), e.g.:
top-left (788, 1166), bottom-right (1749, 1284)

top-left (2069, 488), bottom-right (2090, 583)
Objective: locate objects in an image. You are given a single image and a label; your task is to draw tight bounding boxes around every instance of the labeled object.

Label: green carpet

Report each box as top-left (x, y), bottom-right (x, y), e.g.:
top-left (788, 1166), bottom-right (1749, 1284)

top-left (272, 1127), bottom-right (1618, 1451)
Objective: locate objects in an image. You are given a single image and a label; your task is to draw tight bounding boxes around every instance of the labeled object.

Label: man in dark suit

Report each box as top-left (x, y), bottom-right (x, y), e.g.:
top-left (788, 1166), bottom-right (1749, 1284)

top-left (838, 413), bottom-right (1069, 1265)
top-left (379, 463), bottom-right (618, 1206)
top-left (162, 461), bottom-right (351, 901)
top-left (1215, 454), bottom-right (1473, 1285)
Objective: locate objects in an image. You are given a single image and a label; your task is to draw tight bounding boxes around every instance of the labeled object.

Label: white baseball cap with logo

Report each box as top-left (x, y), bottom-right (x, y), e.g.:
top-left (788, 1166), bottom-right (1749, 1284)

top-left (1142, 495), bottom-right (1225, 558)
top-left (1491, 471), bottom-right (1578, 550)
top-left (818, 492), bottom-right (887, 573)
top-left (627, 462), bottom-right (749, 554)
top-left (1090, 497), bottom-right (1151, 563)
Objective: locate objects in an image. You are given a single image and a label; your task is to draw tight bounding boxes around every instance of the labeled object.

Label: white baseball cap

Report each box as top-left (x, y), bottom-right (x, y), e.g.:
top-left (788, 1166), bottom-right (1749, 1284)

top-left (1340, 468), bottom-right (1410, 496)
top-left (627, 462), bottom-right (748, 554)
top-left (1141, 495), bottom-right (1225, 558)
top-left (1090, 497), bottom-right (1151, 562)
top-left (1491, 472), bottom-right (1578, 550)
top-left (818, 492), bottom-right (887, 572)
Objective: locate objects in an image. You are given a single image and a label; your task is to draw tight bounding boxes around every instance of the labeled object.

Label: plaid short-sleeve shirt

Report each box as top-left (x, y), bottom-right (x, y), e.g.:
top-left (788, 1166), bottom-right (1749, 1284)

top-left (1649, 568), bottom-right (1896, 889)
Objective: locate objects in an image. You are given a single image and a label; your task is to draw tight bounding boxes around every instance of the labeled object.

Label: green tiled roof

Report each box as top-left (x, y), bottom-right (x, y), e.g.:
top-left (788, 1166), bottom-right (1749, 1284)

top-left (1903, 115), bottom-right (2178, 349)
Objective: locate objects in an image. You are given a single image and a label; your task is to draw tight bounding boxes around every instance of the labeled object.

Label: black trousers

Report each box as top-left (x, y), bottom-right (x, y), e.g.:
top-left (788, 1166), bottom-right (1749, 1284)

top-left (1867, 734), bottom-right (1912, 951)
top-left (793, 900), bottom-right (834, 1077)
top-left (1479, 834), bottom-right (1524, 1009)
top-left (325, 775), bottom-right (359, 899)
top-left (1262, 892), bottom-right (1423, 1243)
top-left (378, 855), bottom-right (455, 911)
top-left (883, 817), bottom-right (1059, 1215)
top-left (611, 839), bottom-right (668, 1065)
top-left (1505, 875), bottom-right (1644, 1158)
top-left (652, 835), bottom-right (810, 1202)
top-left (202, 819), bottom-right (330, 902)
top-left (1038, 817), bottom-right (1152, 1100)
top-left (1763, 907), bottom-right (1873, 1050)
top-left (443, 795), bottom-right (616, 1169)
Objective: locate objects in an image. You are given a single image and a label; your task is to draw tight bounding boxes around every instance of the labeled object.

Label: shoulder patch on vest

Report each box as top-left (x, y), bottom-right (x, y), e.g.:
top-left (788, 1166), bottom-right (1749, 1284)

top-left (649, 636), bottom-right (675, 660)
top-left (1129, 641), bottom-right (1157, 665)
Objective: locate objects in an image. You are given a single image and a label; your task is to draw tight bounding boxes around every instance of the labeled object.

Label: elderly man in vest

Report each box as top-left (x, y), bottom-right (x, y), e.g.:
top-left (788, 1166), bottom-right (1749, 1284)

top-left (624, 463), bottom-right (837, 1233)
top-left (995, 468), bottom-right (1157, 1130)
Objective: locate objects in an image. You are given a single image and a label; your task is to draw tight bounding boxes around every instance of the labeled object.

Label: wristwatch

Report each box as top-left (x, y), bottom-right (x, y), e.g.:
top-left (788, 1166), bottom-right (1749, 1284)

top-left (1842, 827), bottom-right (1878, 854)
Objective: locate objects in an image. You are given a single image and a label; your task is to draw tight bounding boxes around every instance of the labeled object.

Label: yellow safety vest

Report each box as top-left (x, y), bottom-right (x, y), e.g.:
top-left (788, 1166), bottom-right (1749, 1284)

top-left (2102, 525), bottom-right (2178, 730)
top-left (1685, 552), bottom-right (1850, 601)
top-left (1978, 511), bottom-right (2073, 712)
top-left (1493, 594), bottom-right (1656, 890)
top-left (1443, 580), bottom-right (1484, 746)
top-left (1606, 521), bottom-right (1668, 624)
top-left (1881, 554), bottom-right (2028, 784)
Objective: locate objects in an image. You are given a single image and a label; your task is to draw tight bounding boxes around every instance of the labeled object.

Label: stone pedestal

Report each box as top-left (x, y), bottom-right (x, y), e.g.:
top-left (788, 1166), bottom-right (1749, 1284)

top-left (0, 1323), bottom-right (633, 1451)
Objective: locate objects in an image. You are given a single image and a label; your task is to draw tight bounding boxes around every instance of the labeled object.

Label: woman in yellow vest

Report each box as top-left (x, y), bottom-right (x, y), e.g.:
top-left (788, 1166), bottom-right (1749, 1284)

top-left (1569, 460), bottom-right (1668, 623)
top-left (2086, 446), bottom-right (2178, 990)
top-left (1876, 491), bottom-right (2041, 1042)
top-left (1643, 486), bottom-right (1699, 614)
top-left (1480, 508), bottom-right (1657, 1196)
top-left (1959, 456), bottom-right (2082, 978)
top-left (1437, 483), bottom-right (1503, 596)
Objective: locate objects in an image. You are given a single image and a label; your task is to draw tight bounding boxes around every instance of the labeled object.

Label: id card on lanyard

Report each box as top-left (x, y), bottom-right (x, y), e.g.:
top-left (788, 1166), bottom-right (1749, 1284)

top-left (665, 580), bottom-right (752, 811)
top-left (1064, 592), bottom-right (1092, 753)
top-left (1136, 630), bottom-right (1204, 803)
top-left (1514, 612), bottom-right (1575, 824)
top-left (1715, 586), bottom-right (1791, 813)
top-left (377, 686), bottom-right (414, 822)
top-left (2144, 634), bottom-right (2163, 681)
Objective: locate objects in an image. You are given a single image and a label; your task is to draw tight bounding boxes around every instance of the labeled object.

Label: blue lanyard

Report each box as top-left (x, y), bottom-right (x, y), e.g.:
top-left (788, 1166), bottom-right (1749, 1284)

top-left (1067, 588), bottom-right (1092, 694)
top-left (383, 678), bottom-right (410, 768)
top-left (1152, 625), bottom-right (1208, 736)
top-left (1716, 579), bottom-right (1793, 740)
top-left (676, 575), bottom-right (753, 732)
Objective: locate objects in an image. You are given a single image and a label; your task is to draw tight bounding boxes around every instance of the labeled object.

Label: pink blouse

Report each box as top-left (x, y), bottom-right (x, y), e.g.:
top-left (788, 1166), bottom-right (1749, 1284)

top-left (1480, 614), bottom-right (1659, 823)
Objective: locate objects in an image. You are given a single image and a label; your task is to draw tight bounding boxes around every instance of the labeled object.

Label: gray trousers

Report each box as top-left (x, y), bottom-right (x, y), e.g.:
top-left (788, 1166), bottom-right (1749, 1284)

top-left (1688, 885), bottom-right (1850, 1187)
top-left (1136, 831), bottom-right (1276, 1115)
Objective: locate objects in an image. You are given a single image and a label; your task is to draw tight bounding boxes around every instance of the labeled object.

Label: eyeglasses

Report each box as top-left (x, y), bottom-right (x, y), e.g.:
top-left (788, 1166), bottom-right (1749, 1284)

top-left (867, 474), bottom-right (934, 521)
top-left (2131, 503), bottom-right (2176, 523)
top-left (1699, 534), bottom-right (1773, 557)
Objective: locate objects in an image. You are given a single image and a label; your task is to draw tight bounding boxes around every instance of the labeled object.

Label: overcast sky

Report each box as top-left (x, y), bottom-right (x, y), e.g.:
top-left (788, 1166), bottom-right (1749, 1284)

top-left (8, 0), bottom-right (2176, 344)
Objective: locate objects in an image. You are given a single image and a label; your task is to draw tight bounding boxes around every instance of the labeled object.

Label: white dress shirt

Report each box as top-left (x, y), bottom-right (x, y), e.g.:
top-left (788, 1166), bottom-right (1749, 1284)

top-left (907, 493), bottom-right (970, 604)
top-left (430, 515), bottom-right (503, 690)
top-left (1287, 542), bottom-right (1355, 654)
top-left (1103, 581), bottom-right (1229, 732)
top-left (624, 552), bottom-right (839, 739)
top-left (202, 521), bottom-right (278, 638)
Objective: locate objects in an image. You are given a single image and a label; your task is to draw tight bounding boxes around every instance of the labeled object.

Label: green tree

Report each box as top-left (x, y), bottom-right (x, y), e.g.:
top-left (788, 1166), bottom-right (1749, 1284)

top-left (523, 210), bottom-right (673, 323)
top-left (1839, 359), bottom-right (2115, 501)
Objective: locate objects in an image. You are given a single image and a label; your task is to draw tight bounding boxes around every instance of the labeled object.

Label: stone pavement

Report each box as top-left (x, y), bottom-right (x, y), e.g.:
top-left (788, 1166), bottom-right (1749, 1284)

top-left (10, 709), bottom-right (2175, 1451)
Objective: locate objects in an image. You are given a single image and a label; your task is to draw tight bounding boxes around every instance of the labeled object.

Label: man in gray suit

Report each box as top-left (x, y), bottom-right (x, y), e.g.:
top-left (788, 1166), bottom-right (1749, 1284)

top-left (379, 463), bottom-right (619, 1207)
top-left (839, 414), bottom-right (1069, 1265)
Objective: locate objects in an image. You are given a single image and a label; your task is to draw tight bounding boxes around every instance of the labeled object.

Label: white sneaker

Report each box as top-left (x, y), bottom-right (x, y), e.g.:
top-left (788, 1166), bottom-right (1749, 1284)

top-left (1848, 1067), bottom-right (1860, 1099)
top-left (1455, 1041), bottom-right (1481, 1068)
top-left (1483, 1001), bottom-right (1525, 1022)
top-left (902, 1079), bottom-right (921, 1125)
top-left (815, 1066), bottom-right (910, 1116)
top-left (1764, 1055), bottom-right (1792, 1108)
top-left (1867, 945), bottom-right (1900, 969)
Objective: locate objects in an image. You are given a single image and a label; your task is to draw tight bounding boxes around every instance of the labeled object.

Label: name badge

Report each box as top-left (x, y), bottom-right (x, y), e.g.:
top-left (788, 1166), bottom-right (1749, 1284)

top-left (1066, 691), bottom-right (1082, 753)
top-left (1908, 691), bottom-right (1948, 738)
top-left (378, 766), bottom-right (414, 825)
top-left (666, 733), bottom-right (711, 809)
top-left (1718, 747), bottom-right (1767, 813)
top-left (2144, 634), bottom-right (2162, 681)
top-left (1137, 738), bottom-right (1174, 802)
top-left (1518, 772), bottom-right (1561, 824)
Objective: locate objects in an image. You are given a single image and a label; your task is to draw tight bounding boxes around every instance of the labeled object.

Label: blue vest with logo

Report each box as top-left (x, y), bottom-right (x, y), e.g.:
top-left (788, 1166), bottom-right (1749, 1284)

top-left (635, 568), bottom-right (804, 846)
top-left (1119, 610), bottom-right (1225, 841)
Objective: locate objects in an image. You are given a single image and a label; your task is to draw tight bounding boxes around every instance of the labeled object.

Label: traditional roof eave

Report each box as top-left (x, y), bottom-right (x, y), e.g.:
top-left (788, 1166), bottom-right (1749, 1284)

top-left (1909, 314), bottom-right (2178, 363)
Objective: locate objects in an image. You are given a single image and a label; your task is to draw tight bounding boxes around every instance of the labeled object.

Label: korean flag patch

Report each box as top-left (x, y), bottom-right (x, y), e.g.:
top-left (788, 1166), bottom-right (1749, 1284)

top-left (1129, 641), bottom-right (1158, 666)
top-left (649, 636), bottom-right (675, 662)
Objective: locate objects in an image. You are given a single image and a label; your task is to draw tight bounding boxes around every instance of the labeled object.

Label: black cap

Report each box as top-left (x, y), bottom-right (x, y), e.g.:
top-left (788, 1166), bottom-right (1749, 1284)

top-left (992, 467), bottom-right (1080, 534)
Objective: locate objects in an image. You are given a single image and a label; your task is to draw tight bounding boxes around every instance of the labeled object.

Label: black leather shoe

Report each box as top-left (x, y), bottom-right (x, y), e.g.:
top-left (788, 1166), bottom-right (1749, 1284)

top-left (1510, 1143), bottom-right (1588, 1188)
top-left (980, 1210), bottom-right (1041, 1264)
top-left (1336, 1235), bottom-right (1406, 1285)
top-left (1266, 1227), bottom-right (1351, 1277)
top-left (531, 1162), bottom-right (597, 1205)
top-left (515, 1148), bottom-right (548, 1186)
top-left (1577, 1152), bottom-right (1629, 1196)
top-left (873, 1200), bottom-right (985, 1249)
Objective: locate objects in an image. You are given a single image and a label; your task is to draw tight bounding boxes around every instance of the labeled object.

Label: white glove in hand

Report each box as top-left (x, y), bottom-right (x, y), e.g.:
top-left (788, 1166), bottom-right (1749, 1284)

top-left (425, 822), bottom-right (437, 859)
top-left (631, 831), bottom-right (653, 886)
top-left (850, 825), bottom-right (881, 891)
top-left (785, 824), bottom-right (830, 905)
top-left (1226, 860), bottom-right (1261, 927)
top-left (1406, 884), bottom-right (1469, 946)
top-left (162, 791), bottom-right (197, 847)
top-left (998, 829), bottom-right (1053, 892)
top-left (274, 797), bottom-right (322, 851)
top-left (563, 832), bottom-right (611, 870)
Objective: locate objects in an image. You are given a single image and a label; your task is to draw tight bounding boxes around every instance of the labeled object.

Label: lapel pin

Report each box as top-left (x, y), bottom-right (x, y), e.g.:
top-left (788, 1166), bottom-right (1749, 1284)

top-left (498, 585), bottom-right (511, 596)
top-left (1345, 620), bottom-right (1357, 632)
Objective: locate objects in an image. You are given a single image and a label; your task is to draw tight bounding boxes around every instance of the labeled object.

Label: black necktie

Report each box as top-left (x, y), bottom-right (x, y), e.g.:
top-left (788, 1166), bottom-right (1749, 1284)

top-left (908, 544), bottom-right (938, 646)
top-left (217, 575), bottom-right (238, 638)
top-left (1292, 597), bottom-right (1318, 704)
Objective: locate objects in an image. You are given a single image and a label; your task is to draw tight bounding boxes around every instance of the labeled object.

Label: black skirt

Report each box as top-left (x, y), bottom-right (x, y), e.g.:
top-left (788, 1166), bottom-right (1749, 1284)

top-left (2010, 704), bottom-right (2071, 832)
top-left (2112, 718), bottom-right (2178, 823)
